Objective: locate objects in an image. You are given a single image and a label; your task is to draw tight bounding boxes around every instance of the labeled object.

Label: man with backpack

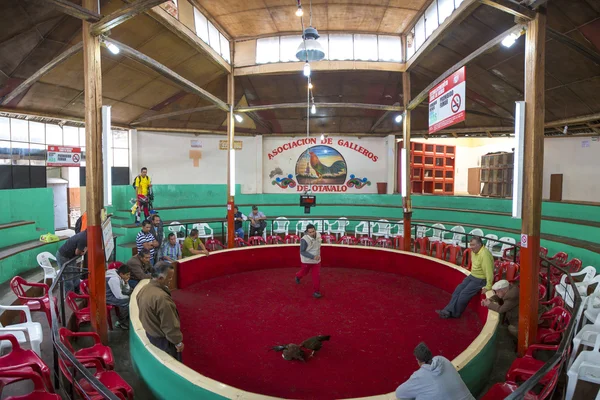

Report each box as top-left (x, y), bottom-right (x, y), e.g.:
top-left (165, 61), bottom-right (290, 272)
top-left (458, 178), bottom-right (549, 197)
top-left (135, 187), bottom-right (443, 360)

top-left (133, 167), bottom-right (152, 223)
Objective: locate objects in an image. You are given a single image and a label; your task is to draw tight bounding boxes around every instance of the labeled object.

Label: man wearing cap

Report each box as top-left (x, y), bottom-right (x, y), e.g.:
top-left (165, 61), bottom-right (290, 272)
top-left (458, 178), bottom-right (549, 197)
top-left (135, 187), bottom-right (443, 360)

top-left (482, 279), bottom-right (520, 338)
top-left (395, 342), bottom-right (474, 400)
top-left (436, 236), bottom-right (494, 319)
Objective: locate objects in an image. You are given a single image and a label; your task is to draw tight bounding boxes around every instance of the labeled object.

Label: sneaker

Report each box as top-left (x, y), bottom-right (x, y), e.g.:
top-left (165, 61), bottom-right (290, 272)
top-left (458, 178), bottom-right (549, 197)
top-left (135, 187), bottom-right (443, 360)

top-left (435, 310), bottom-right (450, 319)
top-left (115, 321), bottom-right (129, 330)
top-left (295, 277), bottom-right (301, 284)
top-left (313, 292), bottom-right (322, 299)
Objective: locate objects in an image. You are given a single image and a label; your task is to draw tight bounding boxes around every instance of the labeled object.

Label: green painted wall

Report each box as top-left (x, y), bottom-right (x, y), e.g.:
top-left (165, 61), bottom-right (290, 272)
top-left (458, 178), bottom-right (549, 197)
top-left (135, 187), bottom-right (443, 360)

top-left (0, 188), bottom-right (54, 233)
top-left (458, 328), bottom-right (498, 396)
top-left (0, 241), bottom-right (63, 284)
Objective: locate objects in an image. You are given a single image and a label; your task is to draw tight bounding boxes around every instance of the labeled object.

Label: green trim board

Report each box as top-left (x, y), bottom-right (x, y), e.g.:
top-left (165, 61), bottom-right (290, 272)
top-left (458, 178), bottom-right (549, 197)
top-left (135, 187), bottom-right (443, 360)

top-left (0, 240), bottom-right (63, 284)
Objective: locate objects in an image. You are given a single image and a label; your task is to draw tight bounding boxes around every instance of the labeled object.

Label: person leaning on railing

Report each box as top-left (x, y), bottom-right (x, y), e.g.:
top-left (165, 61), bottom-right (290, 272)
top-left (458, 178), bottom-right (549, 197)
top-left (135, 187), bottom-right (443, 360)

top-left (136, 262), bottom-right (183, 361)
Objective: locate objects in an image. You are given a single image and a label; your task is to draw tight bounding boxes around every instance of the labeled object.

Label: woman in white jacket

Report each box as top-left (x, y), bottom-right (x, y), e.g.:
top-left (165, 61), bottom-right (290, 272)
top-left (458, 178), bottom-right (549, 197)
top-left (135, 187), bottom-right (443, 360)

top-left (106, 264), bottom-right (133, 330)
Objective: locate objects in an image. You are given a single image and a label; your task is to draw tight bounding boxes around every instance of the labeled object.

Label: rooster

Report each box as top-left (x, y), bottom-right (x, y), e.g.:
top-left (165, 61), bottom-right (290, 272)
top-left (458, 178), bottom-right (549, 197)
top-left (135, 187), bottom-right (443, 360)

top-left (300, 335), bottom-right (331, 357)
top-left (309, 151), bottom-right (346, 181)
top-left (271, 343), bottom-right (305, 362)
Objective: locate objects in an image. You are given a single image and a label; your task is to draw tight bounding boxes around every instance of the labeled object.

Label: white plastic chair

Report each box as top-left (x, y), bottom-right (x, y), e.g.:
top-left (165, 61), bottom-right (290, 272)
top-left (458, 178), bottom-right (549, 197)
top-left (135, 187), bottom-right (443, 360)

top-left (442, 225), bottom-right (465, 246)
top-left (415, 225), bottom-right (428, 239)
top-left (568, 323), bottom-right (600, 370)
top-left (566, 334), bottom-right (600, 400)
top-left (492, 236), bottom-right (516, 258)
top-left (312, 220), bottom-right (325, 233)
top-left (354, 221), bottom-right (370, 237)
top-left (295, 220), bottom-right (312, 236)
top-left (460, 228), bottom-right (484, 248)
top-left (326, 217), bottom-right (349, 239)
top-left (36, 252), bottom-right (57, 282)
top-left (168, 221), bottom-right (186, 244)
top-left (271, 217), bottom-right (290, 236)
top-left (484, 234), bottom-right (498, 252)
top-left (370, 219), bottom-right (391, 239)
top-left (584, 290), bottom-right (600, 325)
top-left (0, 305), bottom-right (43, 356)
top-left (430, 223), bottom-right (445, 243)
top-left (192, 223), bottom-right (214, 240)
top-left (555, 266), bottom-right (597, 304)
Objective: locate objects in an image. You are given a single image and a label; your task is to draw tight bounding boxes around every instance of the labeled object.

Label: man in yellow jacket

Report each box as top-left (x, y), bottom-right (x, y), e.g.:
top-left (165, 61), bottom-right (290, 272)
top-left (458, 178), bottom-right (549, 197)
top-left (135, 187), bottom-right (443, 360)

top-left (436, 236), bottom-right (494, 319)
top-left (134, 167), bottom-right (152, 220)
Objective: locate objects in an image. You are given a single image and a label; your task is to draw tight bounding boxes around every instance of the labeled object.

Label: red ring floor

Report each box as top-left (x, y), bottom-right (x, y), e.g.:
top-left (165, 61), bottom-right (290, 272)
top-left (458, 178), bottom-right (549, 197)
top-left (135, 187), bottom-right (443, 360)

top-left (172, 267), bottom-right (483, 400)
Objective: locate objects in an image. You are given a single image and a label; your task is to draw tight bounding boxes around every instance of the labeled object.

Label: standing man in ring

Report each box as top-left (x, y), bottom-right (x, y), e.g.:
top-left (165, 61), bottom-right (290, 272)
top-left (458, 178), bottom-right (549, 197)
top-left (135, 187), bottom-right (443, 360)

top-left (295, 224), bottom-right (323, 299)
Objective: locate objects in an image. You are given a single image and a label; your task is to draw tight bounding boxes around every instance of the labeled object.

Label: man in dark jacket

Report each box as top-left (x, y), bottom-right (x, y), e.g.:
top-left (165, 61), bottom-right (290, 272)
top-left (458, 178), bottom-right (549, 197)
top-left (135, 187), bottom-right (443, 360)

top-left (137, 262), bottom-right (183, 361)
top-left (482, 279), bottom-right (519, 337)
top-left (126, 249), bottom-right (153, 289)
top-left (56, 230), bottom-right (87, 292)
top-left (148, 214), bottom-right (164, 263)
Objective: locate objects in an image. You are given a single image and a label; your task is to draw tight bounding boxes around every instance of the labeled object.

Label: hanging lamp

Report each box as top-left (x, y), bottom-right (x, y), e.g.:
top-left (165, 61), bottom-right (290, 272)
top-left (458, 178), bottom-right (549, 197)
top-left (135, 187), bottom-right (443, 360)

top-left (296, 26), bottom-right (325, 62)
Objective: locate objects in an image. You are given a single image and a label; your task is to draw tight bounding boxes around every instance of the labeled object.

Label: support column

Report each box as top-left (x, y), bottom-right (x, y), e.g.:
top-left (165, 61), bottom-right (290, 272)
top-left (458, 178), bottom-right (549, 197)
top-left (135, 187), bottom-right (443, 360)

top-left (226, 73), bottom-right (235, 249)
top-left (402, 72), bottom-right (412, 251)
top-left (518, 9), bottom-right (546, 356)
top-left (386, 134), bottom-right (395, 194)
top-left (255, 135), bottom-right (263, 194)
top-left (83, 0), bottom-right (107, 343)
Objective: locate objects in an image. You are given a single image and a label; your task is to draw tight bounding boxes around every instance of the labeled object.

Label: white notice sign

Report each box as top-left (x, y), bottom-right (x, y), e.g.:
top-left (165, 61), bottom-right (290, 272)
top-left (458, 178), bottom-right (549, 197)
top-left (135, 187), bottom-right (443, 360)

top-left (429, 66), bottom-right (466, 134)
top-left (47, 146), bottom-right (81, 167)
top-left (102, 218), bottom-right (114, 261)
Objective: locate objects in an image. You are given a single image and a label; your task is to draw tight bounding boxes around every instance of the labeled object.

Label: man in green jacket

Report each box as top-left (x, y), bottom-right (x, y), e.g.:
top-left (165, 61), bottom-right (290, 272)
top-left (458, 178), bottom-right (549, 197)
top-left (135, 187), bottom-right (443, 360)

top-left (436, 236), bottom-right (494, 319)
top-left (137, 262), bottom-right (183, 361)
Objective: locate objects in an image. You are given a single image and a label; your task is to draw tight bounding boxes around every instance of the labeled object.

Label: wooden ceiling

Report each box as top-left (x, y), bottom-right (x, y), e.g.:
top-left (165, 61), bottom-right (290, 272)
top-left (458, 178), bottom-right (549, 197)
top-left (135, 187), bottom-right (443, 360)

top-left (0, 0), bottom-right (599, 137)
top-left (195, 0), bottom-right (429, 38)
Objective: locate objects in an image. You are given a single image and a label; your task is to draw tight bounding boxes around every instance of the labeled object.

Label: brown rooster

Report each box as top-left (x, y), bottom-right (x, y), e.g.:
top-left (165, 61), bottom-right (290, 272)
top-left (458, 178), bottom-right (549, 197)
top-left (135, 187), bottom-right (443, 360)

top-left (271, 343), bottom-right (306, 362)
top-left (309, 151), bottom-right (346, 180)
top-left (300, 335), bottom-right (331, 357)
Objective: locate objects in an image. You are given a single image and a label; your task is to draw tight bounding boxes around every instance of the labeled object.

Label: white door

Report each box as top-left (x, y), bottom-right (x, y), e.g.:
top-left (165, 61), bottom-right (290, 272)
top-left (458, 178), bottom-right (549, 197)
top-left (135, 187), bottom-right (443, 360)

top-left (51, 183), bottom-right (68, 230)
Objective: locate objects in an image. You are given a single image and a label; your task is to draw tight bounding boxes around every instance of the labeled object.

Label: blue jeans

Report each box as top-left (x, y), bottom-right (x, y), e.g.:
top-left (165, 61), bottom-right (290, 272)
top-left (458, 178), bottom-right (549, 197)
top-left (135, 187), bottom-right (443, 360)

top-left (235, 227), bottom-right (245, 238)
top-left (442, 275), bottom-right (486, 318)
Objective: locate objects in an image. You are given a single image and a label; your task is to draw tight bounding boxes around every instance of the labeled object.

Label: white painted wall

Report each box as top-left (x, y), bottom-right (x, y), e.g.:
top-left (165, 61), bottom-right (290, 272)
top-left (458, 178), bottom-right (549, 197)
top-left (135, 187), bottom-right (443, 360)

top-left (543, 136), bottom-right (600, 201)
top-left (136, 131), bottom-right (258, 193)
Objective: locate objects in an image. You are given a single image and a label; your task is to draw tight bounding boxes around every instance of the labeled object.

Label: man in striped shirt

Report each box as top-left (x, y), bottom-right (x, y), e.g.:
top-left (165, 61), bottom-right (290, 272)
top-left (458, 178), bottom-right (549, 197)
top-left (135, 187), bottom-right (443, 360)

top-left (136, 220), bottom-right (159, 264)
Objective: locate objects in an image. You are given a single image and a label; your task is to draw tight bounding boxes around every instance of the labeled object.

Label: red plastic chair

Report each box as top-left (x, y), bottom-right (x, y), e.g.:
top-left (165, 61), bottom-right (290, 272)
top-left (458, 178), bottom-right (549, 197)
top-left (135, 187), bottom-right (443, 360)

top-left (0, 369), bottom-right (60, 399)
top-left (205, 238), bottom-right (224, 251)
top-left (375, 238), bottom-right (393, 248)
top-left (505, 344), bottom-right (559, 385)
top-left (10, 277), bottom-right (58, 326)
top-left (502, 246), bottom-right (519, 262)
top-left (563, 258), bottom-right (582, 274)
top-left (481, 361), bottom-right (560, 400)
top-left (538, 283), bottom-right (547, 301)
top-left (59, 358), bottom-right (133, 400)
top-left (338, 235), bottom-right (357, 245)
top-left (0, 335), bottom-right (53, 393)
top-left (320, 234), bottom-right (336, 244)
top-left (79, 281), bottom-right (117, 331)
top-left (443, 244), bottom-right (462, 264)
top-left (504, 261), bottom-right (520, 282)
top-left (429, 241), bottom-right (445, 260)
top-left (284, 234), bottom-right (300, 244)
top-left (539, 247), bottom-right (548, 257)
top-left (266, 235), bottom-right (283, 245)
top-left (107, 261), bottom-right (123, 270)
top-left (413, 237), bottom-right (429, 255)
top-left (247, 236), bottom-right (266, 246)
top-left (540, 296), bottom-right (564, 310)
top-left (358, 237), bottom-right (375, 247)
top-left (494, 260), bottom-right (505, 282)
top-left (65, 291), bottom-right (93, 330)
top-left (547, 251), bottom-right (568, 266)
top-left (537, 306), bottom-right (570, 344)
top-left (393, 235), bottom-right (404, 250)
top-left (234, 237), bottom-right (248, 247)
top-left (461, 248), bottom-right (472, 270)
top-left (59, 328), bottom-right (115, 370)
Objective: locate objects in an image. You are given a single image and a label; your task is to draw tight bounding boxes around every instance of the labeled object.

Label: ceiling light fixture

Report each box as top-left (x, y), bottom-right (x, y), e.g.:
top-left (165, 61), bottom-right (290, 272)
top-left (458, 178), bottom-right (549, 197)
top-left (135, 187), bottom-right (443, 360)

top-left (106, 42), bottom-right (120, 55)
top-left (295, 0), bottom-right (303, 17)
top-left (308, 82), bottom-right (313, 89)
top-left (311, 104), bottom-right (316, 114)
top-left (296, 26), bottom-right (325, 63)
top-left (234, 114), bottom-right (243, 123)
top-left (320, 134), bottom-right (325, 141)
top-left (303, 62), bottom-right (311, 77)
top-left (395, 114), bottom-right (403, 123)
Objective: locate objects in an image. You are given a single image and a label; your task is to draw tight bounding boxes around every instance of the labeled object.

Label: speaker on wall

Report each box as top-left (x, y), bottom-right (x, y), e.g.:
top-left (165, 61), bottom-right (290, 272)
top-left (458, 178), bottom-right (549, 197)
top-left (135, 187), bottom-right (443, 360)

top-left (0, 165), bottom-right (12, 189)
top-left (29, 166), bottom-right (47, 188)
top-left (12, 166), bottom-right (30, 189)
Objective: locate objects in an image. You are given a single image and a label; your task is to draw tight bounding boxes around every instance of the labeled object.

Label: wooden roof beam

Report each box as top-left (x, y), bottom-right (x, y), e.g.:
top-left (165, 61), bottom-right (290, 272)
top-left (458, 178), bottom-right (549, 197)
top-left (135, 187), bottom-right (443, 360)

top-left (406, 0), bottom-right (480, 70)
top-left (547, 27), bottom-right (600, 66)
top-left (0, 42), bottom-right (83, 106)
top-left (90, 0), bottom-right (168, 36)
top-left (44, 0), bottom-right (102, 22)
top-left (408, 24), bottom-right (524, 111)
top-left (131, 105), bottom-right (220, 125)
top-left (236, 103), bottom-right (403, 113)
top-left (101, 37), bottom-right (229, 111)
top-left (479, 0), bottom-right (535, 20)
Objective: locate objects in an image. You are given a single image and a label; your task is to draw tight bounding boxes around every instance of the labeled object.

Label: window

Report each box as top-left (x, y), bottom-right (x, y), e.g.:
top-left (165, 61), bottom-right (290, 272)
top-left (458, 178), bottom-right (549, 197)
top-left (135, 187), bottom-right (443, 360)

top-left (30, 144), bottom-right (46, 166)
top-left (455, 0), bottom-right (464, 7)
top-left (377, 35), bottom-right (402, 61)
top-left (11, 142), bottom-right (29, 165)
top-left (11, 119), bottom-right (28, 142)
top-left (353, 34), bottom-right (378, 61)
top-left (112, 130), bottom-right (129, 168)
top-left (329, 34), bottom-right (353, 60)
top-left (0, 117), bottom-right (9, 140)
top-left (256, 37), bottom-right (280, 64)
top-left (63, 126), bottom-right (79, 146)
top-left (425, 1), bottom-right (439, 39)
top-left (414, 15), bottom-right (426, 51)
top-left (193, 8), bottom-right (209, 44)
top-left (79, 127), bottom-right (86, 147)
top-left (29, 121), bottom-right (45, 144)
top-left (46, 124), bottom-right (63, 145)
top-left (438, 0), bottom-right (454, 24)
top-left (220, 34), bottom-right (230, 62)
top-left (0, 141), bottom-right (9, 165)
top-left (280, 35), bottom-right (303, 62)
top-left (207, 21), bottom-right (220, 54)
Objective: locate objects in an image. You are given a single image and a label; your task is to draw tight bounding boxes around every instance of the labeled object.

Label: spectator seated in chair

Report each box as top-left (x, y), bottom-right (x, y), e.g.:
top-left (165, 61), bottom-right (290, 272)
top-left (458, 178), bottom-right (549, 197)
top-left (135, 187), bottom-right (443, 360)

top-left (482, 280), bottom-right (519, 338)
top-left (233, 206), bottom-right (247, 239)
top-left (248, 206), bottom-right (267, 237)
top-left (182, 229), bottom-right (209, 258)
top-left (159, 233), bottom-right (182, 263)
top-left (126, 249), bottom-right (153, 289)
top-left (106, 263), bottom-right (132, 330)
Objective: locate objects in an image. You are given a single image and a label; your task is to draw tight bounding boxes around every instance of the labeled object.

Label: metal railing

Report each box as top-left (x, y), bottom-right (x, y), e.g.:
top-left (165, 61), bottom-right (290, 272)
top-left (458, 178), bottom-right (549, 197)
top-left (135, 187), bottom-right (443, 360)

top-left (48, 256), bottom-right (120, 399)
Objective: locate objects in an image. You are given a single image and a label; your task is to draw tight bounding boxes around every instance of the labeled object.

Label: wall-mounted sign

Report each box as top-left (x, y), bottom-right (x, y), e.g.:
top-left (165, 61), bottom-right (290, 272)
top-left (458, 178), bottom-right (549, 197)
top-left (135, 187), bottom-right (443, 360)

top-left (190, 139), bottom-right (203, 148)
top-left (219, 140), bottom-right (243, 150)
top-left (47, 145), bottom-right (81, 167)
top-left (429, 66), bottom-right (466, 134)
